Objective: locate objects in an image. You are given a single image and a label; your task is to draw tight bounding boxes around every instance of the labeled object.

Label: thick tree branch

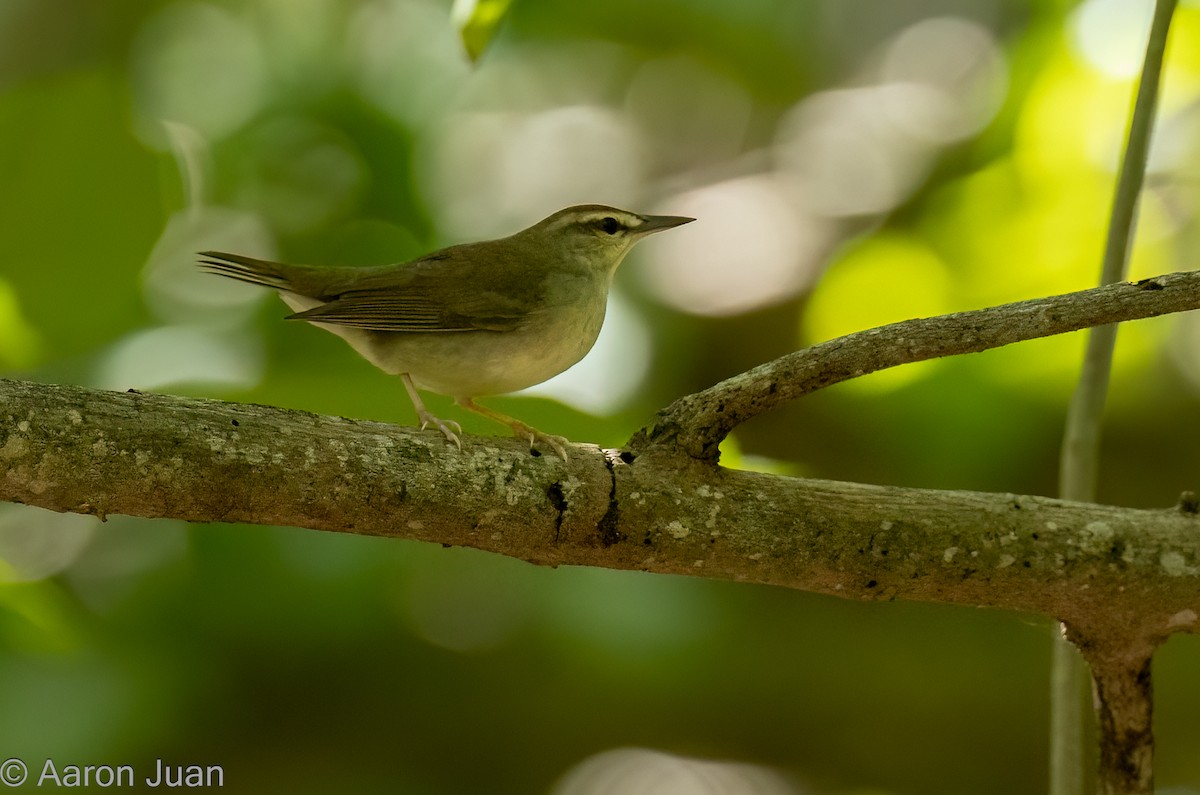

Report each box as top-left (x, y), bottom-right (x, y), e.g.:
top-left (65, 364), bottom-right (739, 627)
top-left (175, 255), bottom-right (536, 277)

top-left (1, 378), bottom-right (1198, 653)
top-left (632, 270), bottom-right (1200, 461)
top-left (4, 268), bottom-right (1200, 794)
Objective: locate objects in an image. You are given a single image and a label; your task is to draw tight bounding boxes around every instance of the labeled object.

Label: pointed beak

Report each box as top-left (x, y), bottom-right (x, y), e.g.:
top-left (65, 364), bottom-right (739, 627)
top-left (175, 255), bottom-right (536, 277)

top-left (635, 214), bottom-right (696, 235)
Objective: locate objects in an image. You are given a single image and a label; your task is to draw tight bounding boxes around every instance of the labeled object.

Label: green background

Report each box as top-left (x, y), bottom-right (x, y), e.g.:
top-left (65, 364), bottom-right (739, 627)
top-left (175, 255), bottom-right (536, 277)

top-left (2, 0), bottom-right (1200, 792)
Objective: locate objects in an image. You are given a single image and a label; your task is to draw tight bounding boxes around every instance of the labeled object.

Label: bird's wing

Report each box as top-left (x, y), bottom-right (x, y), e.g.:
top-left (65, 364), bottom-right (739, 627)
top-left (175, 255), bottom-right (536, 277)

top-left (285, 292), bottom-right (527, 332)
top-left (200, 246), bottom-right (533, 333)
top-left (285, 247), bottom-right (532, 333)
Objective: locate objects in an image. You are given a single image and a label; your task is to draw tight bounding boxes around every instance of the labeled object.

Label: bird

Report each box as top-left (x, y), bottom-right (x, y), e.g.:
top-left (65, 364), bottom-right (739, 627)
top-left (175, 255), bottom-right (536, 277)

top-left (198, 204), bottom-right (694, 458)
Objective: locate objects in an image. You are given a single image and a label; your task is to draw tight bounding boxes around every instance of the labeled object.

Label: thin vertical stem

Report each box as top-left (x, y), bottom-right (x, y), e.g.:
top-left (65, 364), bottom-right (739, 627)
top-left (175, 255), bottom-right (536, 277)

top-left (1052, 1), bottom-right (1178, 792)
top-left (1059, 0), bottom-right (1178, 503)
top-left (1049, 629), bottom-right (1088, 795)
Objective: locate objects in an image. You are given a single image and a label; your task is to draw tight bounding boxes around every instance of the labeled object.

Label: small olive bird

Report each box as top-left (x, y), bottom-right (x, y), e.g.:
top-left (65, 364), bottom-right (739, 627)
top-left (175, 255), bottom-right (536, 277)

top-left (199, 205), bottom-right (693, 458)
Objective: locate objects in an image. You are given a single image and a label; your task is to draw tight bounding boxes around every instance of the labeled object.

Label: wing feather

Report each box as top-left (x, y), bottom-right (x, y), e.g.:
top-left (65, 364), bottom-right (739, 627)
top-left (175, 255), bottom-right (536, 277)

top-left (200, 245), bottom-right (532, 333)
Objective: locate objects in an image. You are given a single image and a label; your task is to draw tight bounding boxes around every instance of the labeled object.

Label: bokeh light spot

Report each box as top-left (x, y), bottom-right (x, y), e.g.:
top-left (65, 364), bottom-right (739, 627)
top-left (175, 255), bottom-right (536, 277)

top-left (0, 505), bottom-right (96, 583)
top-left (880, 16), bottom-right (1008, 143)
top-left (130, 2), bottom-right (266, 146)
top-left (95, 325), bottom-right (264, 392)
top-left (552, 748), bottom-right (798, 795)
top-left (1071, 0), bottom-right (1155, 79)
top-left (640, 176), bottom-right (829, 316)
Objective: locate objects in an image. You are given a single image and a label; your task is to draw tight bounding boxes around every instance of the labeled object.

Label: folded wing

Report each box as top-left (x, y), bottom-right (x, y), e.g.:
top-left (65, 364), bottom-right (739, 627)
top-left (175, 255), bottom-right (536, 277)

top-left (199, 249), bottom-right (529, 334)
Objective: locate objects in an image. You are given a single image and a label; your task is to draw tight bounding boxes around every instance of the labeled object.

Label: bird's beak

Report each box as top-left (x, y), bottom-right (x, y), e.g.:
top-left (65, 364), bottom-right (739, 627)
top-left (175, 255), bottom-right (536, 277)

top-left (636, 214), bottom-right (696, 235)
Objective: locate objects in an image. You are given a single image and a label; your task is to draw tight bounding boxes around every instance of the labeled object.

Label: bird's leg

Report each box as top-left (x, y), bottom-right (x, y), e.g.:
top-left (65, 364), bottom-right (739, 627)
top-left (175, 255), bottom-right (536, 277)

top-left (454, 398), bottom-right (570, 460)
top-left (401, 374), bottom-right (462, 448)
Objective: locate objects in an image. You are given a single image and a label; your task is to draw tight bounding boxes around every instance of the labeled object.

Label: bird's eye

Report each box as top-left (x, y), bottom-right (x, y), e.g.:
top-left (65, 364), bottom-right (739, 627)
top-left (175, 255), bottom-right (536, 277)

top-left (598, 216), bottom-right (621, 235)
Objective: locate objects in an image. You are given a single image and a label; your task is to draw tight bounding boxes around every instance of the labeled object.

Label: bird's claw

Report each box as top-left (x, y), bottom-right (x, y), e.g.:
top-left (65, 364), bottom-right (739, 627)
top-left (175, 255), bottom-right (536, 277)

top-left (417, 411), bottom-right (463, 449)
top-left (511, 423), bottom-right (570, 461)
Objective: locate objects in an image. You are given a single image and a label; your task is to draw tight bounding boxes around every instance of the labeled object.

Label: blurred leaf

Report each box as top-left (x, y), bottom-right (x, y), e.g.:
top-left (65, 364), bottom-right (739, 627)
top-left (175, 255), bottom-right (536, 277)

top-left (452, 0), bottom-right (514, 62)
top-left (0, 579), bottom-right (86, 654)
top-left (0, 278), bottom-right (43, 369)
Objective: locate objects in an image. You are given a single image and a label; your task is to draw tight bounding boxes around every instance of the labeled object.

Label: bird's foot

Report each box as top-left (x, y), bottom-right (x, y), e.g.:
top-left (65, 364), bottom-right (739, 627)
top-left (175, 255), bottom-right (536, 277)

top-left (508, 422), bottom-right (570, 461)
top-left (417, 410), bottom-right (463, 449)
top-left (452, 397), bottom-right (570, 460)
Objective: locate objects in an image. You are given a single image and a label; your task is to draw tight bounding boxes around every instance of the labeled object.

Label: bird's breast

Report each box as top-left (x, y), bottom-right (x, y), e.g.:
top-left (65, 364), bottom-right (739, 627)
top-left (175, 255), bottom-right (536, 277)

top-left (371, 286), bottom-right (608, 397)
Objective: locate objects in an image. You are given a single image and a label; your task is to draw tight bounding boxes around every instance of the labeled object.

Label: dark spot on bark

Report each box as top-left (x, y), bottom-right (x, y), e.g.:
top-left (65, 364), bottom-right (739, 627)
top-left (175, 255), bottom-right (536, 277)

top-left (1023, 560), bottom-right (1031, 568)
top-left (1134, 277), bottom-right (1164, 290)
top-left (619, 450), bottom-right (636, 464)
top-left (1177, 491), bottom-right (1199, 514)
top-left (547, 482), bottom-right (567, 542)
top-left (598, 454), bottom-right (623, 547)
top-left (231, 419), bottom-right (239, 427)
top-left (1031, 532), bottom-right (1040, 540)
top-left (866, 579), bottom-right (877, 588)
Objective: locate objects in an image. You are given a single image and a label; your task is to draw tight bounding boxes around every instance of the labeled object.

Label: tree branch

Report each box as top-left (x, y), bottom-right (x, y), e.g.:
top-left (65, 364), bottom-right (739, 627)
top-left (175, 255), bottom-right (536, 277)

top-left (1, 377), bottom-right (1198, 651)
top-left (632, 270), bottom-right (1200, 461)
top-left (4, 267), bottom-right (1200, 792)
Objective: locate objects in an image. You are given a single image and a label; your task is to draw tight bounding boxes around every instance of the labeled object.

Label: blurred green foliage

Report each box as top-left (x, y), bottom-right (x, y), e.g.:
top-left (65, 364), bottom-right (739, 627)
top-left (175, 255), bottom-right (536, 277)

top-left (2, 0), bottom-right (1200, 793)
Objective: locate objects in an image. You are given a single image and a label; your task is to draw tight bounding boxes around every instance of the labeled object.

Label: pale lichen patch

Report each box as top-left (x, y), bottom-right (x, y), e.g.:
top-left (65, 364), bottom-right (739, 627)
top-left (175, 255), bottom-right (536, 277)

top-left (704, 502), bottom-right (721, 529)
top-left (0, 434), bottom-right (28, 461)
top-left (327, 439), bottom-right (351, 465)
top-left (1012, 495), bottom-right (1040, 511)
top-left (943, 547), bottom-right (959, 562)
top-left (67, 409), bottom-right (82, 425)
top-left (1160, 550), bottom-right (1197, 577)
top-left (561, 475), bottom-right (582, 492)
top-left (1167, 609), bottom-right (1198, 629)
top-left (666, 520), bottom-right (689, 539)
top-left (997, 554), bottom-right (1016, 568)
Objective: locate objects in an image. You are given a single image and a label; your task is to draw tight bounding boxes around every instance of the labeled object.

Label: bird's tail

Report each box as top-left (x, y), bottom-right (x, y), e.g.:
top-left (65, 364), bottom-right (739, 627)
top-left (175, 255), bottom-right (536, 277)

top-left (197, 251), bottom-right (295, 291)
